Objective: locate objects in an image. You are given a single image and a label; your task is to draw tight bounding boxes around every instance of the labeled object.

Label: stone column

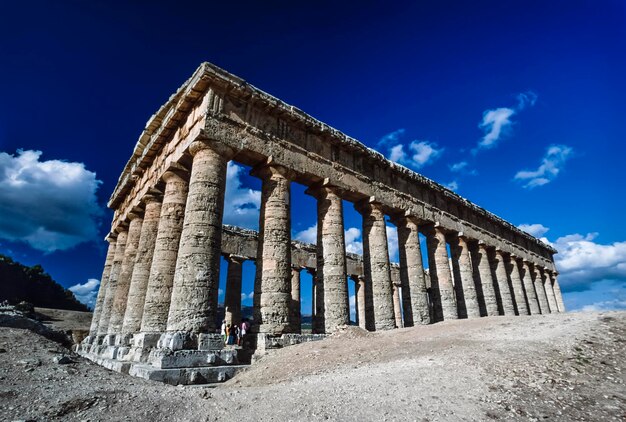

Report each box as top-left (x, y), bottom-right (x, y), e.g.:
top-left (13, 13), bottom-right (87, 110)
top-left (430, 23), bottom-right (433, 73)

top-left (551, 272), bottom-right (566, 312)
top-left (520, 260), bottom-right (541, 314)
top-left (394, 215), bottom-right (430, 326)
top-left (350, 275), bottom-right (359, 326)
top-left (290, 267), bottom-right (301, 333)
top-left (139, 170), bottom-right (188, 343)
top-left (448, 234), bottom-right (481, 319)
top-left (507, 256), bottom-right (529, 315)
top-left (307, 185), bottom-right (350, 333)
top-left (109, 214), bottom-right (144, 339)
top-left (97, 230), bottom-right (127, 339)
top-left (392, 283), bottom-right (403, 328)
top-left (310, 269), bottom-right (317, 330)
top-left (164, 141), bottom-right (231, 345)
top-left (353, 275), bottom-right (367, 330)
top-left (533, 265), bottom-right (551, 314)
top-left (120, 194), bottom-right (163, 341)
top-left (88, 235), bottom-right (116, 339)
top-left (425, 225), bottom-right (458, 321)
top-left (470, 241), bottom-right (499, 317)
top-left (253, 164), bottom-right (293, 335)
top-left (355, 200), bottom-right (396, 331)
top-left (491, 250), bottom-right (516, 316)
top-left (224, 255), bottom-right (244, 327)
top-left (542, 268), bottom-right (559, 314)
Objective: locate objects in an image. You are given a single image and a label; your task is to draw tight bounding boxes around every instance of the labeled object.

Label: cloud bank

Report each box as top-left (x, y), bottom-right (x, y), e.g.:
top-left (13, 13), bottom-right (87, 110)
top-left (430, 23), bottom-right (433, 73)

top-left (68, 278), bottom-right (100, 309)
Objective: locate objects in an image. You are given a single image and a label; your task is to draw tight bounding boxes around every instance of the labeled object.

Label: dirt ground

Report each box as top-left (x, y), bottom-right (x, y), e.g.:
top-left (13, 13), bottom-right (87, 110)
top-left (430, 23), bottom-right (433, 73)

top-left (0, 311), bottom-right (624, 421)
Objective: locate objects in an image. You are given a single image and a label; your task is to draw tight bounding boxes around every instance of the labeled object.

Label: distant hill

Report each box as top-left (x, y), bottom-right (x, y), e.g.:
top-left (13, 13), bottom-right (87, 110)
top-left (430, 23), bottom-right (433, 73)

top-left (0, 254), bottom-right (89, 312)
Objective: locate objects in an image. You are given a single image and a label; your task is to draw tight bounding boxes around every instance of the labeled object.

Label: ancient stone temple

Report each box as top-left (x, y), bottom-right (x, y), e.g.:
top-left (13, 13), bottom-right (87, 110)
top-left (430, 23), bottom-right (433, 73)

top-left (79, 62), bottom-right (565, 384)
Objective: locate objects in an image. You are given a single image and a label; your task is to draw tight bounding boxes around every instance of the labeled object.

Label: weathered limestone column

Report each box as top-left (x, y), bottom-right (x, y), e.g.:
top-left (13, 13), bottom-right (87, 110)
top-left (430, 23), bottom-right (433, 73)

top-left (542, 268), bottom-right (559, 314)
top-left (310, 269), bottom-right (317, 330)
top-left (350, 275), bottom-right (359, 326)
top-left (97, 229), bottom-right (127, 339)
top-left (109, 214), bottom-right (144, 339)
top-left (308, 268), bottom-right (325, 334)
top-left (470, 241), bottom-right (499, 316)
top-left (394, 215), bottom-right (430, 326)
top-left (120, 194), bottom-right (163, 340)
top-left (392, 283), bottom-right (403, 328)
top-left (88, 235), bottom-right (116, 339)
top-left (307, 185), bottom-right (350, 333)
top-left (253, 164), bottom-right (293, 335)
top-left (551, 271), bottom-right (566, 312)
top-left (520, 260), bottom-right (541, 314)
top-left (355, 200), bottom-right (396, 331)
top-left (224, 255), bottom-right (244, 327)
top-left (164, 141), bottom-right (232, 344)
top-left (290, 267), bottom-right (301, 333)
top-left (424, 224), bottom-right (458, 321)
top-left (448, 234), bottom-right (481, 319)
top-left (139, 170), bottom-right (188, 342)
top-left (491, 250), bottom-right (516, 316)
top-left (352, 275), bottom-right (367, 330)
top-left (507, 255), bottom-right (529, 315)
top-left (533, 265), bottom-right (551, 314)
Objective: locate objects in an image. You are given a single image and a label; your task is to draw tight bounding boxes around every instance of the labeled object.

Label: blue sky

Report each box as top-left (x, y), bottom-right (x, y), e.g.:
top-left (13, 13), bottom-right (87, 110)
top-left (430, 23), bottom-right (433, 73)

top-left (0, 1), bottom-right (624, 315)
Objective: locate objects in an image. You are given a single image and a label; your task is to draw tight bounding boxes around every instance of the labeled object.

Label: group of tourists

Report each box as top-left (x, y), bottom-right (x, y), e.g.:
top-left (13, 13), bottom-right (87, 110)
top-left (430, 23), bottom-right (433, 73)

top-left (221, 318), bottom-right (250, 346)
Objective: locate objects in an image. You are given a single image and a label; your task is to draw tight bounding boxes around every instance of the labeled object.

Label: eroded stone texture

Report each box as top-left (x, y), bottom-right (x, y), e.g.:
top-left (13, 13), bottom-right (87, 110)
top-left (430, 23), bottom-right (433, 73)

top-left (354, 275), bottom-right (367, 330)
top-left (533, 266), bottom-right (551, 314)
top-left (108, 215), bottom-right (144, 337)
top-left (448, 234), bottom-right (480, 319)
top-left (166, 142), bottom-right (230, 336)
top-left (395, 216), bottom-right (430, 326)
top-left (542, 268), bottom-right (559, 314)
top-left (290, 267), bottom-right (301, 332)
top-left (521, 260), bottom-right (541, 314)
top-left (552, 273), bottom-right (566, 312)
top-left (224, 255), bottom-right (244, 326)
top-left (97, 230), bottom-right (128, 337)
top-left (253, 165), bottom-right (293, 335)
top-left (89, 236), bottom-right (116, 338)
top-left (357, 201), bottom-right (395, 331)
top-left (309, 186), bottom-right (349, 333)
top-left (507, 256), bottom-right (529, 315)
top-left (140, 171), bottom-right (189, 334)
top-left (471, 242), bottom-right (499, 317)
top-left (392, 284), bottom-right (403, 328)
top-left (425, 226), bottom-right (458, 321)
top-left (491, 250), bottom-right (516, 316)
top-left (121, 195), bottom-right (162, 338)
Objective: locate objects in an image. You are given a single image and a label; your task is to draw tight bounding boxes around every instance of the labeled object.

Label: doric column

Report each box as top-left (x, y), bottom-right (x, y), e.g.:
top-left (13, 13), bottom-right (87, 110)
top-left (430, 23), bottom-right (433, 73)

top-left (350, 275), bottom-right (359, 326)
top-left (533, 265), bottom-right (551, 313)
top-left (394, 215), bottom-right (430, 326)
top-left (491, 250), bottom-right (516, 316)
top-left (139, 170), bottom-right (188, 338)
top-left (540, 268), bottom-right (557, 314)
top-left (425, 224), bottom-right (458, 321)
top-left (88, 235), bottom-right (116, 339)
top-left (108, 214), bottom-right (144, 338)
top-left (448, 233), bottom-right (481, 319)
top-left (355, 200), bottom-right (395, 331)
top-left (392, 283), bottom-right (403, 328)
top-left (307, 185), bottom-right (349, 333)
top-left (165, 141), bottom-right (232, 341)
top-left (470, 241), bottom-right (499, 316)
top-left (507, 255), bottom-right (529, 315)
top-left (353, 275), bottom-right (367, 330)
top-left (97, 229), bottom-right (127, 338)
top-left (290, 267), bottom-right (301, 333)
top-left (120, 194), bottom-right (163, 340)
top-left (520, 260), bottom-right (541, 314)
top-left (551, 271), bottom-right (566, 312)
top-left (224, 255), bottom-right (244, 327)
top-left (253, 164), bottom-right (293, 335)
top-left (310, 269), bottom-right (316, 329)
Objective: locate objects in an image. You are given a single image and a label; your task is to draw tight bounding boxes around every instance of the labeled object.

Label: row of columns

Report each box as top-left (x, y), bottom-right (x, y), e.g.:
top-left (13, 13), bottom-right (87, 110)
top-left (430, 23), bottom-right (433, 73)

top-left (88, 138), bottom-right (565, 354)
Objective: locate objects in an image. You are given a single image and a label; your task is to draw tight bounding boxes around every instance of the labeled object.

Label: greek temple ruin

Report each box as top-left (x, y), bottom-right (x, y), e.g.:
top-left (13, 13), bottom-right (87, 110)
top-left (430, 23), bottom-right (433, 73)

top-left (79, 62), bottom-right (565, 384)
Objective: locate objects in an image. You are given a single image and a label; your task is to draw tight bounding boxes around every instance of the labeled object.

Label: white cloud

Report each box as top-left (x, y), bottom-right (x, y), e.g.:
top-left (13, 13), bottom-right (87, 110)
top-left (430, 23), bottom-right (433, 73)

top-left (444, 181), bottom-right (459, 191)
top-left (377, 130), bottom-right (443, 170)
top-left (377, 128), bottom-right (406, 149)
top-left (518, 223), bottom-right (550, 238)
top-left (449, 161), bottom-right (468, 172)
top-left (294, 224), bottom-right (317, 244)
top-left (386, 225), bottom-right (399, 263)
top-left (241, 291), bottom-right (254, 301)
top-left (407, 141), bottom-right (443, 168)
top-left (514, 144), bottom-right (573, 188)
top-left (218, 288), bottom-right (224, 296)
top-left (516, 91), bottom-right (538, 110)
top-left (389, 144), bottom-right (406, 162)
top-left (0, 150), bottom-right (103, 252)
top-left (68, 278), bottom-right (100, 309)
top-left (224, 162), bottom-right (261, 230)
top-left (579, 299), bottom-right (626, 313)
top-left (345, 227), bottom-right (363, 254)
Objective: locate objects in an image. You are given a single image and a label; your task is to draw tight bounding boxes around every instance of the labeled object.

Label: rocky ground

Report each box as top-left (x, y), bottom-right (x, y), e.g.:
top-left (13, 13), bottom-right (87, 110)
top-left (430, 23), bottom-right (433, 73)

top-left (0, 311), bottom-right (624, 421)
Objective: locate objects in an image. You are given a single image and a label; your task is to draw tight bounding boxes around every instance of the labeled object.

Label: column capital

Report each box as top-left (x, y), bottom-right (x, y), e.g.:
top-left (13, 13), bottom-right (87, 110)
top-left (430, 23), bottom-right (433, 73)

top-left (188, 139), bottom-right (236, 160)
top-left (141, 189), bottom-right (163, 205)
top-left (304, 181), bottom-right (343, 199)
top-left (348, 274), bottom-right (364, 282)
top-left (127, 211), bottom-right (143, 221)
top-left (161, 164), bottom-right (189, 183)
top-left (105, 232), bottom-right (117, 242)
top-left (354, 197), bottom-right (385, 215)
top-left (250, 157), bottom-right (296, 181)
top-left (225, 254), bottom-right (246, 264)
top-left (388, 211), bottom-right (422, 227)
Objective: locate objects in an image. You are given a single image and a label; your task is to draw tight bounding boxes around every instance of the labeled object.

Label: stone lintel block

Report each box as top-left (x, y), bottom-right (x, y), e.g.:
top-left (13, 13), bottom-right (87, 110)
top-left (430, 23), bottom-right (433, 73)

top-left (149, 349), bottom-right (238, 369)
top-left (115, 333), bottom-right (133, 347)
top-left (133, 332), bottom-right (162, 349)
